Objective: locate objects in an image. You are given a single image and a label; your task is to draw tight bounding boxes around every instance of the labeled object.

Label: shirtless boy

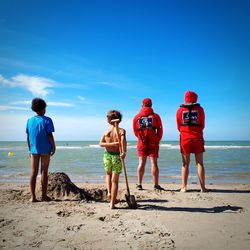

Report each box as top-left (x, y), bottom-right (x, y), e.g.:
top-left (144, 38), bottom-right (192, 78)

top-left (99, 110), bottom-right (127, 209)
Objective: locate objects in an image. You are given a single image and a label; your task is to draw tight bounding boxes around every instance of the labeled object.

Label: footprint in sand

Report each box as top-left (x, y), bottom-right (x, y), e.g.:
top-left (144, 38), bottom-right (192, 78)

top-left (66, 224), bottom-right (84, 232)
top-left (98, 213), bottom-right (120, 222)
top-left (56, 210), bottom-right (71, 217)
top-left (30, 241), bottom-right (42, 247)
top-left (0, 218), bottom-right (14, 228)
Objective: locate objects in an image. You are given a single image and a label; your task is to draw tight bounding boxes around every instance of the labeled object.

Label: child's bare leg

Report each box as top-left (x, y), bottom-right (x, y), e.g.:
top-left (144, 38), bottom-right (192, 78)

top-left (181, 154), bottom-right (190, 192)
top-left (195, 153), bottom-right (207, 192)
top-left (40, 154), bottom-right (51, 201)
top-left (30, 155), bottom-right (40, 202)
top-left (110, 173), bottom-right (119, 209)
top-left (106, 172), bottom-right (112, 199)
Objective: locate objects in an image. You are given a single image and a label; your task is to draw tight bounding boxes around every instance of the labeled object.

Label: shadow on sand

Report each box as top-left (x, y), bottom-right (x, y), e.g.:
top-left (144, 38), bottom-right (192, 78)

top-left (137, 203), bottom-right (243, 213)
top-left (163, 188), bottom-right (250, 194)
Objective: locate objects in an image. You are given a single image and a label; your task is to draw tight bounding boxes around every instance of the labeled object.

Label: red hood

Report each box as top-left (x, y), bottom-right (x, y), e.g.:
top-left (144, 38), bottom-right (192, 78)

top-left (139, 107), bottom-right (154, 116)
top-left (185, 90), bottom-right (198, 103)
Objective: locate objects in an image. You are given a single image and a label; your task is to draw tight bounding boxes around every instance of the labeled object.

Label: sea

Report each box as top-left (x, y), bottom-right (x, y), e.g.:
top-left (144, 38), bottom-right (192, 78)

top-left (0, 141), bottom-right (250, 184)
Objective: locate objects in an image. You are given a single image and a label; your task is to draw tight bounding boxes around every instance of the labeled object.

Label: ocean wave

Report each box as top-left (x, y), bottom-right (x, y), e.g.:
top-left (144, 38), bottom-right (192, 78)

top-left (87, 144), bottom-right (138, 149)
top-left (87, 144), bottom-right (101, 149)
top-left (205, 146), bottom-right (250, 149)
top-left (66, 144), bottom-right (139, 149)
top-left (54, 145), bottom-right (102, 149)
top-left (160, 144), bottom-right (179, 149)
top-left (1, 143), bottom-right (249, 151)
top-left (0, 146), bottom-right (26, 151)
top-left (56, 146), bottom-right (83, 150)
top-left (0, 148), bottom-right (13, 151)
top-left (160, 144), bottom-right (250, 150)
top-left (51, 144), bottom-right (250, 150)
top-left (0, 172), bottom-right (30, 178)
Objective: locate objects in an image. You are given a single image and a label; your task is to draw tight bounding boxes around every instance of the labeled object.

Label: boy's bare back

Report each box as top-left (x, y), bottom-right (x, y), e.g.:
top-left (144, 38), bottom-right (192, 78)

top-left (102, 127), bottom-right (125, 153)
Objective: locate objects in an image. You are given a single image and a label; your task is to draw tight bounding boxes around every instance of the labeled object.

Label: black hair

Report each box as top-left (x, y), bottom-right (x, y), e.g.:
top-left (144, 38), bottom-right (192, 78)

top-left (31, 98), bottom-right (47, 112)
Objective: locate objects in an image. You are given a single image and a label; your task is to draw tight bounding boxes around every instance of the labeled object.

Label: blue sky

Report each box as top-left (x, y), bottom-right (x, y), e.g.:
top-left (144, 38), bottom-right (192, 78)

top-left (0, 0), bottom-right (250, 141)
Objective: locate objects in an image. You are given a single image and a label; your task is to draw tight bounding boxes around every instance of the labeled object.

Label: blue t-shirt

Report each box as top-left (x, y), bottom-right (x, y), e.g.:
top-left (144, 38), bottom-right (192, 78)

top-left (26, 115), bottom-right (55, 154)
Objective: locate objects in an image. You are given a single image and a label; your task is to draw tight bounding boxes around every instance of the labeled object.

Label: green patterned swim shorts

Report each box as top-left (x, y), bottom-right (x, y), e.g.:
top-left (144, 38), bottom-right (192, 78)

top-left (103, 151), bottom-right (122, 175)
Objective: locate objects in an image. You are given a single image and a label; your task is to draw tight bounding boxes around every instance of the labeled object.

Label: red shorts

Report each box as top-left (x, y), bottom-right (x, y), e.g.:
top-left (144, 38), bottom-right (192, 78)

top-left (138, 146), bottom-right (159, 158)
top-left (180, 138), bottom-right (205, 154)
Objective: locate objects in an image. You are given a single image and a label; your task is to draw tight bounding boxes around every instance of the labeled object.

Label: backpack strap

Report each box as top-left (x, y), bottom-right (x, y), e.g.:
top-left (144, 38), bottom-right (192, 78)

top-left (180, 103), bottom-right (201, 126)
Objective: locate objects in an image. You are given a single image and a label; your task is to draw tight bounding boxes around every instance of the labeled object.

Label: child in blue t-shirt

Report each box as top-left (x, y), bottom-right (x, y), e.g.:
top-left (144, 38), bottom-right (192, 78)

top-left (26, 98), bottom-right (56, 202)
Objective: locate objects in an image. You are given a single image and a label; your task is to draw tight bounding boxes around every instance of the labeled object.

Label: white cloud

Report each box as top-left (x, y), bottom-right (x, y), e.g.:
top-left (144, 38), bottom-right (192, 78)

top-left (0, 73), bottom-right (88, 98)
top-left (0, 105), bottom-right (29, 111)
top-left (77, 96), bottom-right (85, 101)
top-left (0, 74), bottom-right (55, 97)
top-left (96, 81), bottom-right (123, 89)
top-left (0, 57), bottom-right (43, 71)
top-left (10, 100), bottom-right (74, 108)
top-left (48, 102), bottom-right (75, 107)
top-left (10, 101), bottom-right (31, 105)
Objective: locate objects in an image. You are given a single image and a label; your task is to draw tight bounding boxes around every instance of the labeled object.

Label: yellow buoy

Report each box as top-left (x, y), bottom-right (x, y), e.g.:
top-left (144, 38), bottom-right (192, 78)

top-left (8, 151), bottom-right (14, 157)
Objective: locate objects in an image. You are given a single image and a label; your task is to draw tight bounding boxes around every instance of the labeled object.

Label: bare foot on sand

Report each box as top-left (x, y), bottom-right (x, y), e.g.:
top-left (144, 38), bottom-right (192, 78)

top-left (201, 188), bottom-right (208, 193)
top-left (110, 204), bottom-right (118, 209)
top-left (180, 188), bottom-right (187, 192)
top-left (30, 197), bottom-right (39, 202)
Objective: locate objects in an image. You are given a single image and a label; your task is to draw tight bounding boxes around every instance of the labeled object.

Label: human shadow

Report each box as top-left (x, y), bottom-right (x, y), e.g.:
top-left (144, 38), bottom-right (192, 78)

top-left (163, 188), bottom-right (250, 194)
top-left (207, 189), bottom-right (250, 194)
top-left (137, 204), bottom-right (243, 213)
top-left (136, 199), bottom-right (169, 203)
top-left (136, 187), bottom-right (167, 191)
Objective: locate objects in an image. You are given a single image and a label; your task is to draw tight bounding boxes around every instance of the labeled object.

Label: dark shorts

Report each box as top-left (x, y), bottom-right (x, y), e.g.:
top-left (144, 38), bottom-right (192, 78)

top-left (180, 138), bottom-right (205, 154)
top-left (138, 146), bottom-right (159, 158)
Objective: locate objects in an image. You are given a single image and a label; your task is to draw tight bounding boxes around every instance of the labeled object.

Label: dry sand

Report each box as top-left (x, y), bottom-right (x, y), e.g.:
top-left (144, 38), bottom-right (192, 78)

top-left (0, 176), bottom-right (249, 250)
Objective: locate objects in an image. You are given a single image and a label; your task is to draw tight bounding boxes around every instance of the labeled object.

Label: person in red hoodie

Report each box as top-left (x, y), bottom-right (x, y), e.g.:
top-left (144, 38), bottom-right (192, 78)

top-left (133, 98), bottom-right (163, 190)
top-left (176, 90), bottom-right (207, 192)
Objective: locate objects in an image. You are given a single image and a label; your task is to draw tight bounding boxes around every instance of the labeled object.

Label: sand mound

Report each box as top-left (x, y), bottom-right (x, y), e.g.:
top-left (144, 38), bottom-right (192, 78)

top-left (46, 172), bottom-right (107, 201)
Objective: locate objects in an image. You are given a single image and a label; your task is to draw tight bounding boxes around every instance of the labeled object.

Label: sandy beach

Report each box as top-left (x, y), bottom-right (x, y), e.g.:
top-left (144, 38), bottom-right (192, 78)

top-left (0, 176), bottom-right (250, 250)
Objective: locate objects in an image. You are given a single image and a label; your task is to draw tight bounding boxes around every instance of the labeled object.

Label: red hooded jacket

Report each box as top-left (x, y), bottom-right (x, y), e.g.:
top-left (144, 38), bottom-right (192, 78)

top-left (133, 107), bottom-right (163, 151)
top-left (176, 91), bottom-right (205, 139)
